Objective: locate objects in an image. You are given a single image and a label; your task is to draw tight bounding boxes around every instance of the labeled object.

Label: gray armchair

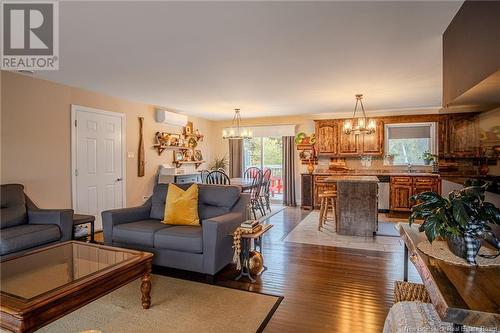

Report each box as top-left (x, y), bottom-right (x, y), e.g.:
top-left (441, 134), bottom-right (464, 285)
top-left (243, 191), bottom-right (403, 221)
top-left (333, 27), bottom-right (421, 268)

top-left (102, 183), bottom-right (249, 276)
top-left (0, 184), bottom-right (74, 258)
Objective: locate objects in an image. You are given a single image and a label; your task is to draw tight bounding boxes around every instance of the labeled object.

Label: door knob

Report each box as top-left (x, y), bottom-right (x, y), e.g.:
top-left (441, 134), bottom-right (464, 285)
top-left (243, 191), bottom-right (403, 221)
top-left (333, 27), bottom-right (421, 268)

top-left (116, 178), bottom-right (123, 182)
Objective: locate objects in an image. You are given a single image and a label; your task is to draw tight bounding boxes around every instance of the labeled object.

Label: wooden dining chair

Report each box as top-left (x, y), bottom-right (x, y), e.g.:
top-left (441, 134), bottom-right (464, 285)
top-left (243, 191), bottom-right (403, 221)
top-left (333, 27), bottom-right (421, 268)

top-left (261, 168), bottom-right (272, 212)
top-left (200, 169), bottom-right (210, 183)
top-left (249, 170), bottom-right (265, 219)
top-left (244, 167), bottom-right (261, 179)
top-left (206, 170), bottom-right (231, 185)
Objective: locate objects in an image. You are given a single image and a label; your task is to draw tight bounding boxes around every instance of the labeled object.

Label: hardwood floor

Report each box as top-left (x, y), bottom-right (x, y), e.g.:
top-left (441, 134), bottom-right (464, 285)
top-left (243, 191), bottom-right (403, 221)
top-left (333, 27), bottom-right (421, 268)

top-left (94, 207), bottom-right (420, 332)
top-left (217, 207), bottom-right (420, 332)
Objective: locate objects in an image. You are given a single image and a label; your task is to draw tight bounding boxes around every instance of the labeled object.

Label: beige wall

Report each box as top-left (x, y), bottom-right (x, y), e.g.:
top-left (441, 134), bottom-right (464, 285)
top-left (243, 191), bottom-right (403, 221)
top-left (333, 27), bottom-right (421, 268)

top-left (1, 71), bottom-right (215, 208)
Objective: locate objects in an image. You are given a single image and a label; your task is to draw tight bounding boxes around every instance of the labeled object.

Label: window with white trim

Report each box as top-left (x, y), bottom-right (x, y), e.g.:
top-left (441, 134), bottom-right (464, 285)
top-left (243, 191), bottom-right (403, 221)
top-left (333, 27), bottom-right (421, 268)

top-left (384, 123), bottom-right (437, 165)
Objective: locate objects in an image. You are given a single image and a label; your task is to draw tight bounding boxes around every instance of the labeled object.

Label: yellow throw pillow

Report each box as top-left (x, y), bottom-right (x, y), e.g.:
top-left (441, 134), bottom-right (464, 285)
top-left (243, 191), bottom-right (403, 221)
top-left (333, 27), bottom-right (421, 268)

top-left (162, 184), bottom-right (200, 226)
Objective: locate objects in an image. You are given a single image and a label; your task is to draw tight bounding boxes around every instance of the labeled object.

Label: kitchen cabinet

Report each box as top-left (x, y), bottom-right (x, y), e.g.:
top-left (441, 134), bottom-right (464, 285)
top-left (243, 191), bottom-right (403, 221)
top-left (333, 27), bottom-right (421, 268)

top-left (358, 120), bottom-right (384, 156)
top-left (315, 120), bottom-right (337, 155)
top-left (337, 120), bottom-right (359, 156)
top-left (336, 120), bottom-right (384, 157)
top-left (390, 177), bottom-right (413, 211)
top-left (390, 176), bottom-right (441, 212)
top-left (301, 173), bottom-right (314, 210)
top-left (438, 113), bottom-right (479, 157)
top-left (448, 113), bottom-right (479, 157)
top-left (313, 175), bottom-right (337, 208)
top-left (413, 177), bottom-right (440, 195)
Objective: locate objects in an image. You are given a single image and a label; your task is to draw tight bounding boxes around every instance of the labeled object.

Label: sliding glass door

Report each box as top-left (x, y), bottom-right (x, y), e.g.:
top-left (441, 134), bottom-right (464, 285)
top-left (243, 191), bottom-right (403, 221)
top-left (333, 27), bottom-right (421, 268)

top-left (243, 137), bottom-right (283, 201)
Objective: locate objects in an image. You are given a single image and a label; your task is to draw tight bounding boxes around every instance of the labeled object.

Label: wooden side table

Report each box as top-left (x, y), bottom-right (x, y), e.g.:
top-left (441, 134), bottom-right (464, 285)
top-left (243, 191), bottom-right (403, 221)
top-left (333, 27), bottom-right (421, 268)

top-left (73, 214), bottom-right (96, 243)
top-left (236, 224), bottom-right (273, 283)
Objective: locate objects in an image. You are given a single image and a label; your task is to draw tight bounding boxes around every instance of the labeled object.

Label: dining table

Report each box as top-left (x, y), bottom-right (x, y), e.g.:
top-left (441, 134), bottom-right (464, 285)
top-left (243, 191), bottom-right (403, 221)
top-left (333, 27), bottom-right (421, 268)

top-left (229, 178), bottom-right (257, 192)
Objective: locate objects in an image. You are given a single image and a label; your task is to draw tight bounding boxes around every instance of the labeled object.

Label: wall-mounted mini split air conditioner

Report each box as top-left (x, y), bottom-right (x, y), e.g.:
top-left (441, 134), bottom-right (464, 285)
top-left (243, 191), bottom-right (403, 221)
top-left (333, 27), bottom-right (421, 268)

top-left (155, 109), bottom-right (188, 127)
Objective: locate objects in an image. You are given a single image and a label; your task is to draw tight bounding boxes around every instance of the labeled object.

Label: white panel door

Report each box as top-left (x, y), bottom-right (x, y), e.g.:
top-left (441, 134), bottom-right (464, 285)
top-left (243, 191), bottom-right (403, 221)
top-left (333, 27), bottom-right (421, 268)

top-left (74, 108), bottom-right (124, 230)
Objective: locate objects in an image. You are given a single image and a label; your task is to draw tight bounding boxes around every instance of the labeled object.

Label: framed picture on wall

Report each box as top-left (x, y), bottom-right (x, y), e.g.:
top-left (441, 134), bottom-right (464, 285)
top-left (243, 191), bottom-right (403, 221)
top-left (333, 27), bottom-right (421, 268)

top-left (173, 151), bottom-right (184, 162)
top-left (183, 149), bottom-right (194, 161)
top-left (184, 121), bottom-right (193, 135)
top-left (169, 134), bottom-right (181, 147)
top-left (194, 150), bottom-right (203, 161)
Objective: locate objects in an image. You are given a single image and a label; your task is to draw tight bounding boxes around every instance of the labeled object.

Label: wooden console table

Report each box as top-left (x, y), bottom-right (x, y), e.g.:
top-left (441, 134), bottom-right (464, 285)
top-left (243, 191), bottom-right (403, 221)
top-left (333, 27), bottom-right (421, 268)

top-left (397, 223), bottom-right (500, 331)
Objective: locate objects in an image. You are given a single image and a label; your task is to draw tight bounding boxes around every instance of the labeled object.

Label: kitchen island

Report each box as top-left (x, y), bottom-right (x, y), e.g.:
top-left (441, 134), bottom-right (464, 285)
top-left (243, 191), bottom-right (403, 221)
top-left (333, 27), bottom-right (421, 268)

top-left (325, 176), bottom-right (379, 237)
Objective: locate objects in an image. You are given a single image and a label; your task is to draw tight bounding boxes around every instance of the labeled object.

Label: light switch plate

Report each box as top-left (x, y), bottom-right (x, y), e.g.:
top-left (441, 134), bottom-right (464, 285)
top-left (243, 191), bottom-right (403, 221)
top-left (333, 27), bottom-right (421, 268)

top-left (127, 152), bottom-right (135, 158)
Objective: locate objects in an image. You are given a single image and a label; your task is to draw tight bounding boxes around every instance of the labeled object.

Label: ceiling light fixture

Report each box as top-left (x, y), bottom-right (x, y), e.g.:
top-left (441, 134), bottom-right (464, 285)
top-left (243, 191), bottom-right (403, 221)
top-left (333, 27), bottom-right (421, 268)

top-left (222, 108), bottom-right (252, 140)
top-left (343, 94), bottom-right (376, 135)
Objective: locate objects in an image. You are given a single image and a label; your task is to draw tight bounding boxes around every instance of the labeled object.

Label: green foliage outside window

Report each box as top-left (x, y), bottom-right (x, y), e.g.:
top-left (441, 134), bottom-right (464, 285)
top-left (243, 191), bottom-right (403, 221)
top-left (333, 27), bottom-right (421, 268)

top-left (244, 137), bottom-right (282, 177)
top-left (388, 138), bottom-right (431, 165)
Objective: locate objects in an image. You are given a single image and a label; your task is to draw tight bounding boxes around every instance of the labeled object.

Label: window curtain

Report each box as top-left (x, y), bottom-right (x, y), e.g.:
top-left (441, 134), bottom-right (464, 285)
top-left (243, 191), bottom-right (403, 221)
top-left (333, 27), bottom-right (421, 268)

top-left (228, 139), bottom-right (243, 178)
top-left (282, 136), bottom-right (297, 206)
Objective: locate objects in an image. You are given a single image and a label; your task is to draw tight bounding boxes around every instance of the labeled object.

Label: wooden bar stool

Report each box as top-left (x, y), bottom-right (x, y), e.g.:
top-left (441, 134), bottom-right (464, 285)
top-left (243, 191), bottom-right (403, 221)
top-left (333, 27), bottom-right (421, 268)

top-left (318, 190), bottom-right (337, 231)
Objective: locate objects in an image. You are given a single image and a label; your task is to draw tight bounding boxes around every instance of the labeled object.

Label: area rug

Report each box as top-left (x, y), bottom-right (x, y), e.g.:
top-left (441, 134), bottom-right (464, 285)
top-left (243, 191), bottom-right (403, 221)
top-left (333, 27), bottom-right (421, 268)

top-left (283, 211), bottom-right (403, 252)
top-left (35, 275), bottom-right (281, 333)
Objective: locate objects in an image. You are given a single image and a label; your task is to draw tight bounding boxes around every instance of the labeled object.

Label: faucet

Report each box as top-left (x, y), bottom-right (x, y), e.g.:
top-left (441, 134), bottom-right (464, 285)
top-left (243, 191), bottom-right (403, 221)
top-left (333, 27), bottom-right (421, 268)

top-left (407, 163), bottom-right (413, 173)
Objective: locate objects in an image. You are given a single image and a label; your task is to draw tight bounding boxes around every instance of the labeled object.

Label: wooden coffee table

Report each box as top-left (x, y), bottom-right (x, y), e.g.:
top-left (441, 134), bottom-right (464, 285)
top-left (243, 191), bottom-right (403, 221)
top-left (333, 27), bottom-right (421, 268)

top-left (0, 241), bottom-right (153, 333)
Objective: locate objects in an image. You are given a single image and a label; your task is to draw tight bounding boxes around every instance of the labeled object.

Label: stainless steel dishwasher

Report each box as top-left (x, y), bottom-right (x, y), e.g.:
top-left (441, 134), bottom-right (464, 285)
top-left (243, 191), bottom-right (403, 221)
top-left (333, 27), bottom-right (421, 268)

top-left (377, 175), bottom-right (390, 212)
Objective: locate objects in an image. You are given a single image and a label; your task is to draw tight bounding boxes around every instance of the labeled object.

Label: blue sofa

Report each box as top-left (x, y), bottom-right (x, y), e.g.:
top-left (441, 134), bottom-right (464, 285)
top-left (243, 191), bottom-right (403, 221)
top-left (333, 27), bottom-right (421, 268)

top-left (102, 183), bottom-right (249, 276)
top-left (0, 184), bottom-right (74, 259)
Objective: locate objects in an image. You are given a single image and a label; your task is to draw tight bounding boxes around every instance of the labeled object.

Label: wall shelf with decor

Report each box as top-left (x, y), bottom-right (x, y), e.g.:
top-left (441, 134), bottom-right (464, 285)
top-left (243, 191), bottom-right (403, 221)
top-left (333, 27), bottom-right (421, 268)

top-left (153, 121), bottom-right (205, 157)
top-left (295, 132), bottom-right (318, 165)
top-left (153, 144), bottom-right (189, 155)
top-left (173, 160), bottom-right (206, 169)
top-left (153, 132), bottom-right (185, 155)
top-left (184, 133), bottom-right (204, 141)
top-left (170, 121), bottom-right (205, 168)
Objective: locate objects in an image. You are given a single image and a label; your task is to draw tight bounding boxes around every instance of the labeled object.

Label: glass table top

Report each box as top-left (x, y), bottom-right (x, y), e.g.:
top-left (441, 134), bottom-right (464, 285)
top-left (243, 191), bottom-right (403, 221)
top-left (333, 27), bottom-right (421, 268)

top-left (1, 242), bottom-right (135, 300)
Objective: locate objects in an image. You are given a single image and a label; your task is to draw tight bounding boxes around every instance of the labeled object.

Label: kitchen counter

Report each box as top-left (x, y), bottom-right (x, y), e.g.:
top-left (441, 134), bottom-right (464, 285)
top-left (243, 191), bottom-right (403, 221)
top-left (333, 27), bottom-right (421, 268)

top-left (313, 169), bottom-right (439, 177)
top-left (323, 175), bottom-right (379, 183)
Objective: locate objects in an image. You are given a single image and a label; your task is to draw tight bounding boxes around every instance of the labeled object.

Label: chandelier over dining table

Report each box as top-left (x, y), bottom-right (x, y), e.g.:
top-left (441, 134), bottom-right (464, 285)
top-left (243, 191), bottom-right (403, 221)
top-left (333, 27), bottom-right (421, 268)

top-left (222, 108), bottom-right (253, 140)
top-left (343, 94), bottom-right (376, 135)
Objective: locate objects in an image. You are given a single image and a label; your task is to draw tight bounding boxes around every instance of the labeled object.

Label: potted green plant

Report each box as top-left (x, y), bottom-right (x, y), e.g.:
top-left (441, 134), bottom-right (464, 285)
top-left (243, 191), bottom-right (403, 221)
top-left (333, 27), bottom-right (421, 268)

top-left (409, 180), bottom-right (500, 265)
top-left (422, 151), bottom-right (436, 165)
top-left (209, 155), bottom-right (228, 171)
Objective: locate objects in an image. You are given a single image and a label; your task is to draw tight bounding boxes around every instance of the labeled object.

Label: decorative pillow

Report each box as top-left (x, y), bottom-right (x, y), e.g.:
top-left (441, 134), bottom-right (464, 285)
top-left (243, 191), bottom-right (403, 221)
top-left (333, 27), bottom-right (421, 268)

top-left (162, 184), bottom-right (200, 226)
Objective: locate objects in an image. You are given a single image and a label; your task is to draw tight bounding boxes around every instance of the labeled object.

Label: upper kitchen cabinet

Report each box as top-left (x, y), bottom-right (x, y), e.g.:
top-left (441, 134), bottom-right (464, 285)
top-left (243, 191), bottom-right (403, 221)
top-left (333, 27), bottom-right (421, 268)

top-left (439, 113), bottom-right (480, 157)
top-left (338, 119), bottom-right (384, 156)
top-left (448, 113), bottom-right (480, 157)
top-left (316, 119), bottom-right (384, 157)
top-left (359, 120), bottom-right (384, 156)
top-left (338, 120), bottom-right (358, 156)
top-left (315, 120), bottom-right (337, 155)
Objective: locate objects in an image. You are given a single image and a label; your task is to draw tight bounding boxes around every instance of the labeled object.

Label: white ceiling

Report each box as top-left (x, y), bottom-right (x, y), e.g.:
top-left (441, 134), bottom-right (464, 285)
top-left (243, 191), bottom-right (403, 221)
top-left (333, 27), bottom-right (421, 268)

top-left (36, 1), bottom-right (463, 120)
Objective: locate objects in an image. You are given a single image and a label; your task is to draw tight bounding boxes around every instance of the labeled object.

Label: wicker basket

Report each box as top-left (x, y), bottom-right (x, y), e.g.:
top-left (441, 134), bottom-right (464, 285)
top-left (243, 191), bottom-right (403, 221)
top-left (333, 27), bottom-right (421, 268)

top-left (394, 281), bottom-right (431, 303)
